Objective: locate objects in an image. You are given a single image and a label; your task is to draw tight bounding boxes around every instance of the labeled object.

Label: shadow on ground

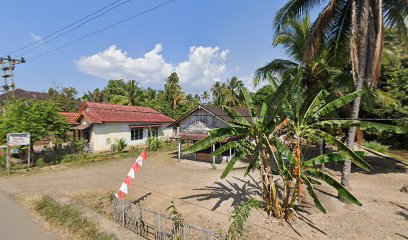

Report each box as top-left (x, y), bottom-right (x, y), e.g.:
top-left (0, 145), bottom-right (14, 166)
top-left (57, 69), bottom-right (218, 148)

top-left (180, 175), bottom-right (262, 211)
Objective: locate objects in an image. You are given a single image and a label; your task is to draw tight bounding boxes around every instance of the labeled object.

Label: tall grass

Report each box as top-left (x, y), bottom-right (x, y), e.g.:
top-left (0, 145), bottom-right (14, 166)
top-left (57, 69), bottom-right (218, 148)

top-left (363, 141), bottom-right (390, 153)
top-left (34, 196), bottom-right (116, 240)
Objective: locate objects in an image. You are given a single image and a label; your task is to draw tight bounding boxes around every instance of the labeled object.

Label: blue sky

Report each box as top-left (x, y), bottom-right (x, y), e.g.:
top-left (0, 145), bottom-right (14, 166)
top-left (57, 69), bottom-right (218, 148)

top-left (1, 0), bottom-right (312, 96)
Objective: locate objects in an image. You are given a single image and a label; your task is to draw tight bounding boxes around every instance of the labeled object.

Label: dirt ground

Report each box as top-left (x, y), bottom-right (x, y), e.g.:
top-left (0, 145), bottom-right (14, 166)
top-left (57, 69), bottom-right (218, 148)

top-left (0, 149), bottom-right (407, 239)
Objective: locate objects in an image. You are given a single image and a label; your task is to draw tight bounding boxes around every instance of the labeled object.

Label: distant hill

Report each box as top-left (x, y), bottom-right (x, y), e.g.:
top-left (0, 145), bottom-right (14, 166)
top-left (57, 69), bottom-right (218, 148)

top-left (0, 88), bottom-right (49, 103)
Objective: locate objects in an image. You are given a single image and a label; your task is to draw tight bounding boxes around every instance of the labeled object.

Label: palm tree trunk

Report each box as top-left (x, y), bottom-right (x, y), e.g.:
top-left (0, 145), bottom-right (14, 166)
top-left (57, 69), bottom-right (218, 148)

top-left (341, 0), bottom-right (384, 188)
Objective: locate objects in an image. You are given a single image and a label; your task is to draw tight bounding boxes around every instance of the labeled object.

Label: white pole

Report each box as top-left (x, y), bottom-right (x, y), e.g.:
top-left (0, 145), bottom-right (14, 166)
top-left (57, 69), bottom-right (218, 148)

top-left (212, 144), bottom-right (215, 165)
top-left (6, 145), bottom-right (10, 175)
top-left (27, 143), bottom-right (31, 169)
top-left (178, 140), bottom-right (182, 161)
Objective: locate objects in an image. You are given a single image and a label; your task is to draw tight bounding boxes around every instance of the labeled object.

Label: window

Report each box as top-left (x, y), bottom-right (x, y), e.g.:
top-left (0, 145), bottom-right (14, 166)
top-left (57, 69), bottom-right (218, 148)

top-left (131, 129), bottom-right (143, 140)
top-left (148, 128), bottom-right (159, 138)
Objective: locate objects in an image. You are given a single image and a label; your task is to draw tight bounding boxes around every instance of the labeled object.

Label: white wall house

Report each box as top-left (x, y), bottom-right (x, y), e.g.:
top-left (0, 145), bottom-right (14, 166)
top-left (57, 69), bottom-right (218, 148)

top-left (71, 102), bottom-right (174, 152)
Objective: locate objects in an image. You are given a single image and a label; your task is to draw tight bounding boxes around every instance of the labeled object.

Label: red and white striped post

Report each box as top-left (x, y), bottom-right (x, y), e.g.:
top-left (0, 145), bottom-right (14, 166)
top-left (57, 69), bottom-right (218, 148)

top-left (116, 149), bottom-right (147, 226)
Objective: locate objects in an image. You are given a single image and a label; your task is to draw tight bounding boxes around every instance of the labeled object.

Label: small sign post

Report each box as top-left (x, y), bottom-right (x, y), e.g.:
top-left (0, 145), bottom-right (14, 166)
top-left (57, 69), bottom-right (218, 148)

top-left (6, 133), bottom-right (31, 172)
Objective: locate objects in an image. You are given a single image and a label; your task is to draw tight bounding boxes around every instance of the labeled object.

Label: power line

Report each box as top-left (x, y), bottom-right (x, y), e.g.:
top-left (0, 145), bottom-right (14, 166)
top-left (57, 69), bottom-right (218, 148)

top-left (9, 0), bottom-right (128, 55)
top-left (29, 0), bottom-right (177, 60)
top-left (18, 0), bottom-right (132, 57)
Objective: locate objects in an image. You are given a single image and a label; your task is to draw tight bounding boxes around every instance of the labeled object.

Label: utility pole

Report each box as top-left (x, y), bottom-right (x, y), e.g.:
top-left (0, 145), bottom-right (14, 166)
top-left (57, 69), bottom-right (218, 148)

top-left (0, 56), bottom-right (26, 99)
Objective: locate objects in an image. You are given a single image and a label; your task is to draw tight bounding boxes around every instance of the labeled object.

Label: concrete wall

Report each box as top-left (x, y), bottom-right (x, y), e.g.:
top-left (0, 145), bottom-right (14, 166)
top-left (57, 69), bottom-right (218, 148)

top-left (89, 122), bottom-right (173, 152)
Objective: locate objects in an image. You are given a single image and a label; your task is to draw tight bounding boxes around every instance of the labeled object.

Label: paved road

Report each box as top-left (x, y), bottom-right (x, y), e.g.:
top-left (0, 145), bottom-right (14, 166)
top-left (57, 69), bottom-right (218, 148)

top-left (0, 190), bottom-right (56, 240)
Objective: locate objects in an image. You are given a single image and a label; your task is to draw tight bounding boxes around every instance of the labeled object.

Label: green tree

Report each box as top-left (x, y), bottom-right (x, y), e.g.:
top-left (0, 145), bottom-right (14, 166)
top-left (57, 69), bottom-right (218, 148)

top-left (201, 91), bottom-right (210, 101)
top-left (0, 100), bottom-right (69, 159)
top-left (164, 72), bottom-right (185, 111)
top-left (102, 79), bottom-right (127, 103)
top-left (48, 87), bottom-right (79, 112)
top-left (82, 88), bottom-right (105, 102)
top-left (274, 0), bottom-right (408, 187)
top-left (211, 76), bottom-right (245, 107)
top-left (254, 15), bottom-right (341, 96)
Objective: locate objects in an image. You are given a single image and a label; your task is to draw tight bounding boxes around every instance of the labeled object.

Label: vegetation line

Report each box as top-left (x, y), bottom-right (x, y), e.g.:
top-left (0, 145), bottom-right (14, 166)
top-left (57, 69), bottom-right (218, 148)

top-left (33, 196), bottom-right (117, 240)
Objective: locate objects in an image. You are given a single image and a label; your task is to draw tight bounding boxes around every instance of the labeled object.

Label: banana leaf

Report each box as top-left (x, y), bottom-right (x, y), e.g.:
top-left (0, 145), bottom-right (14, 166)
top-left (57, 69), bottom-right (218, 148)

top-left (312, 129), bottom-right (371, 171)
top-left (184, 127), bottom-right (247, 154)
top-left (221, 151), bottom-right (246, 179)
top-left (223, 106), bottom-right (251, 127)
top-left (275, 139), bottom-right (297, 165)
top-left (303, 89), bottom-right (329, 121)
top-left (305, 169), bottom-right (362, 206)
top-left (301, 174), bottom-right (326, 213)
top-left (303, 151), bottom-right (367, 167)
top-left (312, 90), bottom-right (364, 119)
top-left (241, 87), bottom-right (256, 121)
top-left (211, 140), bottom-right (251, 156)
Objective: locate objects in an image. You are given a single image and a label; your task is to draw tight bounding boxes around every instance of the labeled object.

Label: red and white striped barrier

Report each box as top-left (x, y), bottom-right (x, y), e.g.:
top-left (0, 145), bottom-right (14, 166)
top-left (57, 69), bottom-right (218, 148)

top-left (117, 149), bottom-right (147, 200)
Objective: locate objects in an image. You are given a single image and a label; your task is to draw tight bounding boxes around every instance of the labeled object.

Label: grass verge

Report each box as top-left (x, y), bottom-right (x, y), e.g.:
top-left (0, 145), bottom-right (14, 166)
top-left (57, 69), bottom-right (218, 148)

top-left (33, 196), bottom-right (117, 240)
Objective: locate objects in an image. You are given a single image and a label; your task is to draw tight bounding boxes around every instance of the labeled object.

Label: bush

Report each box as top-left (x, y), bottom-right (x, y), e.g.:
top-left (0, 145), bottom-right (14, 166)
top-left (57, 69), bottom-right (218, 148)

top-left (363, 141), bottom-right (390, 153)
top-left (146, 136), bottom-right (163, 151)
top-left (0, 155), bottom-right (5, 168)
top-left (111, 138), bottom-right (127, 152)
top-left (72, 139), bottom-right (89, 154)
top-left (36, 158), bottom-right (45, 168)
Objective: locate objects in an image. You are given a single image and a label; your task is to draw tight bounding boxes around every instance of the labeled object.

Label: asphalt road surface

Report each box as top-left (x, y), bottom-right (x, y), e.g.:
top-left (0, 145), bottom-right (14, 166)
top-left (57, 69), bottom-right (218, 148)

top-left (0, 190), bottom-right (56, 240)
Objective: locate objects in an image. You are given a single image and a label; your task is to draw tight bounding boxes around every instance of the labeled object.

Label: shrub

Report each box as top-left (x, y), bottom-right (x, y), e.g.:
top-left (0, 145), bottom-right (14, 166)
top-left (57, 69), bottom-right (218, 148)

top-left (111, 138), bottom-right (127, 152)
top-left (36, 158), bottom-right (45, 168)
top-left (227, 199), bottom-right (261, 240)
top-left (72, 139), bottom-right (89, 154)
top-left (0, 155), bottom-right (5, 168)
top-left (146, 136), bottom-right (163, 151)
top-left (363, 141), bottom-right (390, 153)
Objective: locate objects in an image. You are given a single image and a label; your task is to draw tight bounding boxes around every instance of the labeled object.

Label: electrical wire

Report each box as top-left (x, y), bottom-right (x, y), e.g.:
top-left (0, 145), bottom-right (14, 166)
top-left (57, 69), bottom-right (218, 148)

top-left (29, 0), bottom-right (177, 61)
top-left (19, 0), bottom-right (132, 58)
top-left (10, 0), bottom-right (128, 55)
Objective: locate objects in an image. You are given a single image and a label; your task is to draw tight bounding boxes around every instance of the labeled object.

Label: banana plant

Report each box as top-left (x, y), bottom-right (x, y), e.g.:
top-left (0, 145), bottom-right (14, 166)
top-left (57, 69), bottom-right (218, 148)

top-left (184, 75), bottom-right (406, 220)
top-left (183, 77), bottom-right (299, 218)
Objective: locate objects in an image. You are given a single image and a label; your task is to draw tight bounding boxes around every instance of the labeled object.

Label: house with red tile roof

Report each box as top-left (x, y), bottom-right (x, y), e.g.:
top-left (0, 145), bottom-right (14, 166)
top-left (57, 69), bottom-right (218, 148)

top-left (59, 112), bottom-right (80, 126)
top-left (71, 102), bottom-right (174, 152)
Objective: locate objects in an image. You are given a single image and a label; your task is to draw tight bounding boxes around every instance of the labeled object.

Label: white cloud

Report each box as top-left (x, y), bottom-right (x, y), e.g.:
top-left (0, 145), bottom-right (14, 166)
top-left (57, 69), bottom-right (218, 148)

top-left (30, 33), bottom-right (42, 42)
top-left (75, 44), bottom-right (229, 92)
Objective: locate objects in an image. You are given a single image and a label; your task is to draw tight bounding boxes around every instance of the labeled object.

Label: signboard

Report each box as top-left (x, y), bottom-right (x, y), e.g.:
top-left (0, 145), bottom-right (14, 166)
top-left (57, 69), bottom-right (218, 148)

top-left (7, 133), bottom-right (30, 146)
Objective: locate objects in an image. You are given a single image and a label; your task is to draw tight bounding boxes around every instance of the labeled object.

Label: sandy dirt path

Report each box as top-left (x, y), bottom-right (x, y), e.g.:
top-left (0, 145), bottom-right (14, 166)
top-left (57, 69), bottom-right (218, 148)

top-left (0, 150), bottom-right (407, 239)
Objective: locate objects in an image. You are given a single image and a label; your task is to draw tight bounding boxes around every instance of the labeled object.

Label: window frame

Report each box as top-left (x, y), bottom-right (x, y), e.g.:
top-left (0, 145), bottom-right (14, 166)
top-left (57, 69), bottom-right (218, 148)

top-left (131, 128), bottom-right (143, 141)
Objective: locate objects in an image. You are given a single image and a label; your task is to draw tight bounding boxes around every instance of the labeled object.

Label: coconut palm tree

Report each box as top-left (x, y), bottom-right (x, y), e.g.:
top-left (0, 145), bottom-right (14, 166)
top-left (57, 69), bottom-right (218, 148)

top-left (274, 0), bottom-right (408, 187)
top-left (254, 15), bottom-right (341, 96)
top-left (82, 88), bottom-right (105, 102)
top-left (201, 91), bottom-right (210, 102)
top-left (211, 77), bottom-right (245, 107)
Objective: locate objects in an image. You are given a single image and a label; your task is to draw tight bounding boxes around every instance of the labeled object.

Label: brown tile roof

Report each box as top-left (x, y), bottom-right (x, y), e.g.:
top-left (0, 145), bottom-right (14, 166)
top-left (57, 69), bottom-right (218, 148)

top-left (76, 102), bottom-right (174, 124)
top-left (59, 112), bottom-right (80, 125)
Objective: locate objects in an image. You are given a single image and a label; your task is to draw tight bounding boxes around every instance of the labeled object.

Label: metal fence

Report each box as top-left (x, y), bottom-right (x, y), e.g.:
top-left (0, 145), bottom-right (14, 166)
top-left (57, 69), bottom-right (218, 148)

top-left (113, 196), bottom-right (226, 240)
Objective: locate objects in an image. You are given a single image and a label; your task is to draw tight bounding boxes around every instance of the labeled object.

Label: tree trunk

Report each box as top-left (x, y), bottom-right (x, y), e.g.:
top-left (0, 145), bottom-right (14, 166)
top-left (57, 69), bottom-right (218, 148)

top-left (342, 0), bottom-right (384, 188)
